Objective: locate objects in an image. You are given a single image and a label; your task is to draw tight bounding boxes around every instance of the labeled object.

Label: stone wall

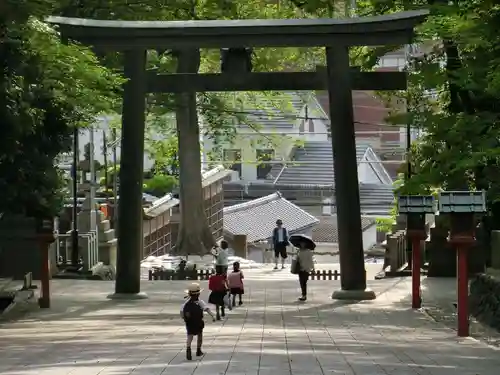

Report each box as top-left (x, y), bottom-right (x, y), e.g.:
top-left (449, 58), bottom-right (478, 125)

top-left (470, 273), bottom-right (500, 331)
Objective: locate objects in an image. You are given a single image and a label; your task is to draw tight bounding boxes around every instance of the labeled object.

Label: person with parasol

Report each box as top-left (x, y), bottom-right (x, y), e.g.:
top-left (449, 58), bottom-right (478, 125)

top-left (289, 234), bottom-right (315, 301)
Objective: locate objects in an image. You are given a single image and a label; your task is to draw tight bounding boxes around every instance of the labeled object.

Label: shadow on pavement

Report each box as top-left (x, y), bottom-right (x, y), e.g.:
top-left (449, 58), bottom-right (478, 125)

top-left (1, 278), bottom-right (499, 375)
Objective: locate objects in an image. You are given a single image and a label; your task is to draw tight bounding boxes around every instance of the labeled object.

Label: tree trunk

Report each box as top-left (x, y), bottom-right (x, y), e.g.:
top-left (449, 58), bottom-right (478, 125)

top-left (173, 49), bottom-right (216, 256)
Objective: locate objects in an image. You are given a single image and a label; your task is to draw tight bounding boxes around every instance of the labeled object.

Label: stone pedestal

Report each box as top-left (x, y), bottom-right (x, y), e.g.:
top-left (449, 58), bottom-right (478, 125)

top-left (97, 210), bottom-right (117, 268)
top-left (69, 196), bottom-right (118, 271)
top-left (232, 235), bottom-right (247, 259)
top-left (332, 289), bottom-right (376, 300)
top-left (107, 292), bottom-right (148, 300)
top-left (75, 196), bottom-right (94, 268)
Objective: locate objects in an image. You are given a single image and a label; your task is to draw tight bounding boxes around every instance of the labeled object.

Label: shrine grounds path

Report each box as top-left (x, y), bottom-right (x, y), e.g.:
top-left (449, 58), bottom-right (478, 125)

top-left (1, 275), bottom-right (499, 375)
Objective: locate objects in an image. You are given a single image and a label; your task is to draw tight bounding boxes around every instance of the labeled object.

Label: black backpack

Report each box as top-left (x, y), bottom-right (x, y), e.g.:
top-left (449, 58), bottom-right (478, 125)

top-left (183, 299), bottom-right (203, 321)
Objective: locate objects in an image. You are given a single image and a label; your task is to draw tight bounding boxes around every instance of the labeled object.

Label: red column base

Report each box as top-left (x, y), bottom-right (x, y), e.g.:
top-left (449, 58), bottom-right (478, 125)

top-left (38, 297), bottom-right (50, 309)
top-left (411, 237), bottom-right (421, 309)
top-left (408, 231), bottom-right (426, 310)
top-left (449, 236), bottom-right (474, 338)
top-left (456, 246), bottom-right (469, 337)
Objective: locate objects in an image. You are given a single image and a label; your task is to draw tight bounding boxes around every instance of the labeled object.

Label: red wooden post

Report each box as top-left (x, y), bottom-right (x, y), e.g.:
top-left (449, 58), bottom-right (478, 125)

top-left (449, 235), bottom-right (475, 337)
top-left (411, 237), bottom-right (421, 309)
top-left (407, 230), bottom-right (427, 309)
top-left (438, 190), bottom-right (485, 337)
top-left (457, 245), bottom-right (469, 337)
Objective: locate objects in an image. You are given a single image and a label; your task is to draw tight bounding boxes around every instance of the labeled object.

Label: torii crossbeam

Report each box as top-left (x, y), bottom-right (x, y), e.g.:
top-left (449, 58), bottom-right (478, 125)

top-left (48, 10), bottom-right (428, 300)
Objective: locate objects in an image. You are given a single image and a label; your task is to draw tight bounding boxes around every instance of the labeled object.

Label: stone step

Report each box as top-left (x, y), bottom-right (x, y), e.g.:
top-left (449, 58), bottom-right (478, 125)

top-left (99, 229), bottom-right (116, 242)
top-left (98, 219), bottom-right (111, 232)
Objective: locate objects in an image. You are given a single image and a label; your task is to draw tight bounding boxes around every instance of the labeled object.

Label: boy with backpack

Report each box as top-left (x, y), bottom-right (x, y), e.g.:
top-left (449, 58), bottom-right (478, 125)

top-left (180, 283), bottom-right (216, 360)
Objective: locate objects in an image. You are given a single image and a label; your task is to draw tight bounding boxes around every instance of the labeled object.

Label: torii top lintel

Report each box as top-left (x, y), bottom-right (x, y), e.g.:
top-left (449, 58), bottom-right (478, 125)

top-left (47, 9), bottom-right (428, 50)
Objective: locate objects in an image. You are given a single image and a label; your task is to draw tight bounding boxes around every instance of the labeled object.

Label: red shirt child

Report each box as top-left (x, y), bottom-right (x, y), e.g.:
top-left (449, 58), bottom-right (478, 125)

top-left (208, 274), bottom-right (226, 292)
top-left (208, 273), bottom-right (229, 320)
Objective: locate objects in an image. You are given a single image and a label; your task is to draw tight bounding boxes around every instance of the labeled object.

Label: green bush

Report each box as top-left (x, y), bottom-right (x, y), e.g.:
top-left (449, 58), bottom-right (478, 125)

top-left (143, 174), bottom-right (178, 197)
top-left (376, 217), bottom-right (394, 232)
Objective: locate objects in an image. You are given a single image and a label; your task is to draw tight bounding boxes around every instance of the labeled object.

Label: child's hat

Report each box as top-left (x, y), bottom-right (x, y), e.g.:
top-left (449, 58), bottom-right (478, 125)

top-left (185, 282), bottom-right (203, 294)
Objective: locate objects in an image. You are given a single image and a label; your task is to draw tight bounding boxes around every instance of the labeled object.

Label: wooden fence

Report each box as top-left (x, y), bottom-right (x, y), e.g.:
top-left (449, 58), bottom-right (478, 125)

top-left (149, 269), bottom-right (214, 281)
top-left (148, 269), bottom-right (340, 281)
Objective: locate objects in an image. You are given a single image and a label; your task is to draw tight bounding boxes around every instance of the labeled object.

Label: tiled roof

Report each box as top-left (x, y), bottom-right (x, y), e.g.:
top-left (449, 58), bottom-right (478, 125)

top-left (223, 182), bottom-right (395, 215)
top-left (237, 92), bottom-right (307, 131)
top-left (311, 215), bottom-right (376, 243)
top-left (143, 194), bottom-right (179, 218)
top-left (268, 141), bottom-right (370, 185)
top-left (142, 193), bottom-right (159, 204)
top-left (201, 165), bottom-right (233, 187)
top-left (223, 192), bottom-right (319, 243)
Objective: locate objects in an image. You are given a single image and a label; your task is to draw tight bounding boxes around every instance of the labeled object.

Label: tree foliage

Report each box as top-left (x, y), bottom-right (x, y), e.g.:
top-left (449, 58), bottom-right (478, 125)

top-left (53, 0), bottom-right (325, 254)
top-left (143, 174), bottom-right (178, 197)
top-left (296, 0), bottom-right (500, 203)
top-left (0, 2), bottom-right (122, 217)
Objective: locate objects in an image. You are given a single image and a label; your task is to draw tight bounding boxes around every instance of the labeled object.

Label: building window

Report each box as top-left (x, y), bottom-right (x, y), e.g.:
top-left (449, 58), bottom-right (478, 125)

top-left (256, 149), bottom-right (274, 179)
top-left (308, 119), bottom-right (315, 133)
top-left (223, 149), bottom-right (242, 178)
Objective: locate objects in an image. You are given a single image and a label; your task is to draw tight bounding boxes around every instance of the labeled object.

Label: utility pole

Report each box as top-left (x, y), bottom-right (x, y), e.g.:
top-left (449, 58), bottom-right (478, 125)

top-left (71, 128), bottom-right (79, 266)
top-left (89, 127), bottom-right (97, 237)
top-left (112, 127), bottom-right (118, 230)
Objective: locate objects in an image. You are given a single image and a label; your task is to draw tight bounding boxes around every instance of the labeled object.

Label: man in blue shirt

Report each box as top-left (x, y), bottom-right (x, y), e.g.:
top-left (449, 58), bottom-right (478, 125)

top-left (272, 219), bottom-right (289, 270)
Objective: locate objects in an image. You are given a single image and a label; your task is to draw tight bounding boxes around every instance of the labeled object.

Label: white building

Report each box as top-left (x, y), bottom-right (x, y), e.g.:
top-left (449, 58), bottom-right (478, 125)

top-left (201, 92), bottom-right (393, 186)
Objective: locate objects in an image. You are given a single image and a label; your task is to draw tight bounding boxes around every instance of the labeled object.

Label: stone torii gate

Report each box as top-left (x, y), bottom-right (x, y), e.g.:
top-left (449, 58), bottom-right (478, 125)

top-left (49, 10), bottom-right (428, 299)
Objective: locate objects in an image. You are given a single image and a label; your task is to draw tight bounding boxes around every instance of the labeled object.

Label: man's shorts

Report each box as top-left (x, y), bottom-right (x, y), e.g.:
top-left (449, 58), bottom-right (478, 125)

top-left (274, 242), bottom-right (288, 259)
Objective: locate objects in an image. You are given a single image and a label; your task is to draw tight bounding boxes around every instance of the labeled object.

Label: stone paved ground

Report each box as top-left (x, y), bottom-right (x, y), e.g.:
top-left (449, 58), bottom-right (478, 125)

top-left (1, 277), bottom-right (500, 375)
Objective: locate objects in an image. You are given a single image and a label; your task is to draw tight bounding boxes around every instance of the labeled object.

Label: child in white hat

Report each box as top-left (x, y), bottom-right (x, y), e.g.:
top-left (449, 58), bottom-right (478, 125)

top-left (180, 282), bottom-right (215, 360)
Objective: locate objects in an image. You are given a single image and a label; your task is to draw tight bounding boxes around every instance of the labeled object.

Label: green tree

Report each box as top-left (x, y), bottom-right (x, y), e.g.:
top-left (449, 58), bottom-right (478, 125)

top-left (294, 0), bottom-right (500, 198)
top-left (143, 174), bottom-right (179, 197)
top-left (0, 2), bottom-right (122, 218)
top-left (351, 1), bottom-right (500, 201)
top-left (55, 0), bottom-right (323, 255)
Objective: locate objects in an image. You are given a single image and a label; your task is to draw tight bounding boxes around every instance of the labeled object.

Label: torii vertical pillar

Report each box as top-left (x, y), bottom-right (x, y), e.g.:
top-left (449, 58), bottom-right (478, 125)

top-left (326, 46), bottom-right (375, 300)
top-left (108, 49), bottom-right (148, 300)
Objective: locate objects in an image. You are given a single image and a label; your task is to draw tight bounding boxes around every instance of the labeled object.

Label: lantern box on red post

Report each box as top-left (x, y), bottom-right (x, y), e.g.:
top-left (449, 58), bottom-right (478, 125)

top-left (438, 191), bottom-right (486, 337)
top-left (397, 195), bottom-right (436, 309)
top-left (36, 217), bottom-right (56, 309)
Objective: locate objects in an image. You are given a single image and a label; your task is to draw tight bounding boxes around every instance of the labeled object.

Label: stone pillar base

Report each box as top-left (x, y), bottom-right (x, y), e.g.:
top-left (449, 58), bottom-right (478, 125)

top-left (331, 289), bottom-right (376, 301)
top-left (107, 292), bottom-right (148, 300)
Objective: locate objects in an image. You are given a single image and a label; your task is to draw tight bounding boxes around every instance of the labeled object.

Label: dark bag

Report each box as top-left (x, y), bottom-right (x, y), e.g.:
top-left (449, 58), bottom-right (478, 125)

top-left (291, 256), bottom-right (300, 275)
top-left (183, 299), bottom-right (203, 322)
